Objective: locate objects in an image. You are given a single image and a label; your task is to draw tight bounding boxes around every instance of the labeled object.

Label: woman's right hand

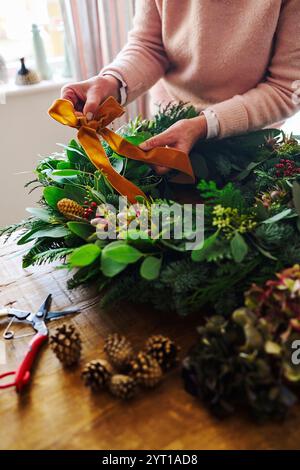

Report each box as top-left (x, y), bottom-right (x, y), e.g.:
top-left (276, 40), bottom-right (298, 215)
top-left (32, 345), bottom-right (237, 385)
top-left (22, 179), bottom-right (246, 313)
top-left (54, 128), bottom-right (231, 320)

top-left (61, 75), bottom-right (121, 121)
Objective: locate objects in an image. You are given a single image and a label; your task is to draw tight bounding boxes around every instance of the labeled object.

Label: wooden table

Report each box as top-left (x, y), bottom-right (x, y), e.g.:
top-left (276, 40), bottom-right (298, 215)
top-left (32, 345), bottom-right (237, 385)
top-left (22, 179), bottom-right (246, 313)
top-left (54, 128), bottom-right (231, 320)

top-left (1, 237), bottom-right (299, 450)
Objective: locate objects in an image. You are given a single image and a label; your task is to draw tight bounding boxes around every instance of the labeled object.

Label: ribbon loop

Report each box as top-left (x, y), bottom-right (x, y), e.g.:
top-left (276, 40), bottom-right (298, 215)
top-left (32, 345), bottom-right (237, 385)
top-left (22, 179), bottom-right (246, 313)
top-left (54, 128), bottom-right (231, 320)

top-left (48, 96), bottom-right (195, 203)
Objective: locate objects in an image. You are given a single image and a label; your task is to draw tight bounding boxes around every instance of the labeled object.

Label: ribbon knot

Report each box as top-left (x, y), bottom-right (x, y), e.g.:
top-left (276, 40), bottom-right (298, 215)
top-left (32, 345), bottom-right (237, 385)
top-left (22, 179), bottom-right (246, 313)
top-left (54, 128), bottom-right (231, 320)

top-left (48, 96), bottom-right (195, 203)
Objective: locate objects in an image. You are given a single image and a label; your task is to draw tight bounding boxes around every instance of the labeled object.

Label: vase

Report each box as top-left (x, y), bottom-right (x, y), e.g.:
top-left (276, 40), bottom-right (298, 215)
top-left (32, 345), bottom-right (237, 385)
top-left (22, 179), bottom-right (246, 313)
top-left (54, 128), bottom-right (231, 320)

top-left (15, 58), bottom-right (40, 86)
top-left (32, 24), bottom-right (53, 81)
top-left (0, 55), bottom-right (8, 84)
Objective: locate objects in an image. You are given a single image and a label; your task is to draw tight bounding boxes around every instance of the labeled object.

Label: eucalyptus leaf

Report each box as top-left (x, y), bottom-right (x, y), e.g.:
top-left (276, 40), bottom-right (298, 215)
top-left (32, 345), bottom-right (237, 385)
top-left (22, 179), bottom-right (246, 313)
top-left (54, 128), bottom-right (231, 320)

top-left (26, 207), bottom-right (52, 222)
top-left (140, 256), bottom-right (162, 280)
top-left (230, 232), bottom-right (248, 263)
top-left (26, 226), bottom-right (70, 242)
top-left (69, 244), bottom-right (101, 267)
top-left (102, 241), bottom-right (143, 264)
top-left (262, 208), bottom-right (292, 225)
top-left (101, 252), bottom-right (128, 277)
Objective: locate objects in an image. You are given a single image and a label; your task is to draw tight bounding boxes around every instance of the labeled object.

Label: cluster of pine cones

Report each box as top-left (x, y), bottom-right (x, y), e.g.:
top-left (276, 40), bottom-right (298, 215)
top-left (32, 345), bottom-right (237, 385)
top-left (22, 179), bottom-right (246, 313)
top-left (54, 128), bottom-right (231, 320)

top-left (49, 324), bottom-right (180, 400)
top-left (82, 333), bottom-right (180, 400)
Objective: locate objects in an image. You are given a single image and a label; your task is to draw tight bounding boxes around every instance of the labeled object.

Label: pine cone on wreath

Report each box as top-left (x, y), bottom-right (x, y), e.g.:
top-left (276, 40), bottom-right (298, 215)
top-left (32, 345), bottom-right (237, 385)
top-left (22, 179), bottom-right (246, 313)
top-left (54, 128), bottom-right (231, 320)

top-left (50, 323), bottom-right (82, 367)
top-left (145, 335), bottom-right (180, 371)
top-left (81, 359), bottom-right (113, 392)
top-left (104, 333), bottom-right (134, 371)
top-left (109, 374), bottom-right (138, 400)
top-left (129, 352), bottom-right (162, 388)
top-left (57, 198), bottom-right (85, 221)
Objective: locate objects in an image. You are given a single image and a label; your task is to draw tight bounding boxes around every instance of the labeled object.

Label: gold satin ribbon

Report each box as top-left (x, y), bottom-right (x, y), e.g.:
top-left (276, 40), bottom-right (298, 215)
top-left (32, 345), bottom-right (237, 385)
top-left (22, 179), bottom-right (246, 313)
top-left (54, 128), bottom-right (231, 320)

top-left (48, 96), bottom-right (195, 203)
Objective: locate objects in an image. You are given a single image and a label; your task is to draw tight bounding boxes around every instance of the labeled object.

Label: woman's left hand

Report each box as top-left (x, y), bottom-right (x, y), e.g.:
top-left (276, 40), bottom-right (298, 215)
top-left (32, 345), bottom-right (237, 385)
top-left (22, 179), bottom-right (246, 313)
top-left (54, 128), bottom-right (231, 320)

top-left (139, 116), bottom-right (208, 175)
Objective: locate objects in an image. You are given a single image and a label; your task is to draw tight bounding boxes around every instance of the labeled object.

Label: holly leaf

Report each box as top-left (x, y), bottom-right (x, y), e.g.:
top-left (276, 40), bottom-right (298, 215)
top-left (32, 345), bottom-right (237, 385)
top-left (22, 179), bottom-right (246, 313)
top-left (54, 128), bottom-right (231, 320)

top-left (230, 232), bottom-right (248, 263)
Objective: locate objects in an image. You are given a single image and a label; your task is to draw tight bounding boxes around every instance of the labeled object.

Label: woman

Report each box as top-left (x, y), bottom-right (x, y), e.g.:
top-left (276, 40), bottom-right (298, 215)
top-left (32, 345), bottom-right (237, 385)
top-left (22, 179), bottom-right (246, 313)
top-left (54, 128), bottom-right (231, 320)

top-left (61, 0), bottom-right (300, 174)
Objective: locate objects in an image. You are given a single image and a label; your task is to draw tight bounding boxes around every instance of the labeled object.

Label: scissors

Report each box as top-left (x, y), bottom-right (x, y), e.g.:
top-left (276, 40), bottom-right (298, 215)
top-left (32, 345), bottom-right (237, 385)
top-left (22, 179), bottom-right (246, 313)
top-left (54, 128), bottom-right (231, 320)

top-left (0, 294), bottom-right (79, 392)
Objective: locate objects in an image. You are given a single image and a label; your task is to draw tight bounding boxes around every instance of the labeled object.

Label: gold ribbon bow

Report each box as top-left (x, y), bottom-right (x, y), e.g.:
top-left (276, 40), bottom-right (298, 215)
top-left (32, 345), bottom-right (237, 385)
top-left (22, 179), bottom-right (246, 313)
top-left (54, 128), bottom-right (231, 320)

top-left (48, 96), bottom-right (195, 203)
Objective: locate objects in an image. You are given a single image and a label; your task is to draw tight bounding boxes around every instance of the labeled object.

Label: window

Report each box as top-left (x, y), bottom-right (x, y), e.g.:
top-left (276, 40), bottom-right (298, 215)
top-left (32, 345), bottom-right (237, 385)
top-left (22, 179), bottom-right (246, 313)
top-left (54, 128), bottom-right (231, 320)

top-left (0, 0), bottom-right (66, 81)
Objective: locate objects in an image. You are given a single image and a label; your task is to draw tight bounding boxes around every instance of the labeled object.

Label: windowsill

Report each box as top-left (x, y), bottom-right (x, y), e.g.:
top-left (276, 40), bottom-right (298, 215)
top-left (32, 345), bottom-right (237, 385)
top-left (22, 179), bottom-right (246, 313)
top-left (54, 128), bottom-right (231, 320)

top-left (1, 77), bottom-right (72, 98)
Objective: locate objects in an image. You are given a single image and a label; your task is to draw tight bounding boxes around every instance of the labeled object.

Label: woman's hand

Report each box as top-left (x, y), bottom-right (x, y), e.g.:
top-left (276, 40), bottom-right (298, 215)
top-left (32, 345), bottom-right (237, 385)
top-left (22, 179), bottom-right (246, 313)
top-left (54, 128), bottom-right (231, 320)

top-left (139, 116), bottom-right (208, 175)
top-left (61, 75), bottom-right (121, 121)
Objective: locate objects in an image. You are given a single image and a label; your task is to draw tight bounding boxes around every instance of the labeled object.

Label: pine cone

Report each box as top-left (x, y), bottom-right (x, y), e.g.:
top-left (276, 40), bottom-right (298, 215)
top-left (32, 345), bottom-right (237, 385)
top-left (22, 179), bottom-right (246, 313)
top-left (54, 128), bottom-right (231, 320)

top-left (145, 335), bottom-right (180, 371)
top-left (57, 198), bottom-right (85, 221)
top-left (129, 352), bottom-right (162, 388)
top-left (109, 374), bottom-right (138, 400)
top-left (50, 324), bottom-right (82, 367)
top-left (104, 334), bottom-right (134, 371)
top-left (81, 359), bottom-right (113, 392)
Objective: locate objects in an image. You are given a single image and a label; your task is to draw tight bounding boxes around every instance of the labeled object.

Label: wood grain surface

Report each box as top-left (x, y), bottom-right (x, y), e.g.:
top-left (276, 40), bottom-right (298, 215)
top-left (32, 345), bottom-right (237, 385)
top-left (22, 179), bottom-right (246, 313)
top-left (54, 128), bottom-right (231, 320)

top-left (0, 237), bottom-right (299, 450)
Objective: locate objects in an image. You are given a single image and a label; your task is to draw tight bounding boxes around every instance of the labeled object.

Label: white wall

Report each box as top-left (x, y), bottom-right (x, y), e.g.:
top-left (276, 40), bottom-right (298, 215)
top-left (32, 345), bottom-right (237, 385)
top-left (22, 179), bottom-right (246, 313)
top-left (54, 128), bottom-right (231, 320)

top-left (0, 84), bottom-right (73, 226)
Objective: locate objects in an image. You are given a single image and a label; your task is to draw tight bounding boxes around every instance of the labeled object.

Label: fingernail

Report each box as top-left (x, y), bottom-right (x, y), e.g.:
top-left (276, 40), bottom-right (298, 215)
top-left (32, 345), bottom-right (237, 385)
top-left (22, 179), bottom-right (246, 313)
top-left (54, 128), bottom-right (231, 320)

top-left (86, 112), bottom-right (93, 121)
top-left (139, 142), bottom-right (147, 150)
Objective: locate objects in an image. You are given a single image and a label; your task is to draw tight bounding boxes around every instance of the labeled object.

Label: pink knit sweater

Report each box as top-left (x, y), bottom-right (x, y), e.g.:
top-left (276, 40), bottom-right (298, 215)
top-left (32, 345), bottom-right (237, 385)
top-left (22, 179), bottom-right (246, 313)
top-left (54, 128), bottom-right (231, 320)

top-left (102, 0), bottom-right (300, 138)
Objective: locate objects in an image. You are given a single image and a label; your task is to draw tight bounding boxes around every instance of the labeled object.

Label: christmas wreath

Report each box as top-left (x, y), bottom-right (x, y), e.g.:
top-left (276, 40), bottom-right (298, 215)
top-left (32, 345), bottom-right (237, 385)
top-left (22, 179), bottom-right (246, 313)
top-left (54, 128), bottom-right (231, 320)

top-left (2, 98), bottom-right (300, 420)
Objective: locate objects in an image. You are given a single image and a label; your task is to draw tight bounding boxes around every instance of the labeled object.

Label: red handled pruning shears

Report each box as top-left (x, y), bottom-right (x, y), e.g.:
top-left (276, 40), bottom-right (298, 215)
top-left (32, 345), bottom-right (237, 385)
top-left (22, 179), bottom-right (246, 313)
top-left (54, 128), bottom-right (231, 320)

top-left (0, 294), bottom-right (79, 392)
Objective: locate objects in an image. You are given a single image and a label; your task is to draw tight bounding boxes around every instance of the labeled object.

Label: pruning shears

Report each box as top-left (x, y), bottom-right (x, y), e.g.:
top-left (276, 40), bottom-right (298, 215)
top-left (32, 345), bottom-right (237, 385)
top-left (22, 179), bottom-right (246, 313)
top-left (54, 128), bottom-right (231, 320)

top-left (0, 294), bottom-right (79, 392)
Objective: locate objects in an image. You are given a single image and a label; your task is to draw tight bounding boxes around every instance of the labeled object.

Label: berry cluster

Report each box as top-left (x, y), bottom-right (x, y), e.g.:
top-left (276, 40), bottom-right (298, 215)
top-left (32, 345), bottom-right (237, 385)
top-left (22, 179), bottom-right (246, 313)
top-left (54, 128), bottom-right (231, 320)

top-left (274, 159), bottom-right (300, 178)
top-left (83, 199), bottom-right (98, 220)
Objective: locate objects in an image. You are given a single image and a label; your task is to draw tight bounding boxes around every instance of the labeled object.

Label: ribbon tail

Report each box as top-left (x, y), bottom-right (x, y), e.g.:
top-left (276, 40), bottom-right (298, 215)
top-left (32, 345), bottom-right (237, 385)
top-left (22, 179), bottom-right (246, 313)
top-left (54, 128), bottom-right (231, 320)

top-left (101, 128), bottom-right (195, 183)
top-left (77, 127), bottom-right (146, 204)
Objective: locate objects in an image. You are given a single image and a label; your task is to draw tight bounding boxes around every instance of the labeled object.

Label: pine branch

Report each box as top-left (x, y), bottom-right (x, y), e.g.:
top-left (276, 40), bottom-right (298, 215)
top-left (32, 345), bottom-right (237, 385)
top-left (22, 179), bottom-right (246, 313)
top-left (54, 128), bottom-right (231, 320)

top-left (22, 240), bottom-right (66, 268)
top-left (0, 220), bottom-right (31, 243)
top-left (31, 247), bottom-right (74, 266)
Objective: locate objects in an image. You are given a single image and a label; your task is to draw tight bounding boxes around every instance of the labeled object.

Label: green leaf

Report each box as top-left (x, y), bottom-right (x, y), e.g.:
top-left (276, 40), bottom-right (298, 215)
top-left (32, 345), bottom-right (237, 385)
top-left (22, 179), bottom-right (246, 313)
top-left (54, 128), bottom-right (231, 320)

top-left (191, 231), bottom-right (219, 262)
top-left (43, 186), bottom-right (65, 209)
top-left (52, 169), bottom-right (81, 177)
top-left (101, 253), bottom-right (128, 277)
top-left (56, 161), bottom-right (71, 170)
top-left (67, 222), bottom-right (94, 241)
top-left (251, 241), bottom-right (278, 260)
top-left (230, 232), bottom-right (248, 263)
top-left (140, 256), bottom-right (162, 280)
top-left (262, 208), bottom-right (292, 224)
top-left (69, 244), bottom-right (101, 267)
top-left (26, 226), bottom-right (70, 241)
top-left (102, 241), bottom-right (143, 264)
top-left (110, 153), bottom-right (124, 173)
top-left (292, 181), bottom-right (300, 217)
top-left (65, 140), bottom-right (87, 163)
top-left (49, 169), bottom-right (81, 183)
top-left (64, 184), bottom-right (87, 204)
top-left (17, 228), bottom-right (43, 246)
top-left (124, 133), bottom-right (152, 146)
top-left (26, 207), bottom-right (52, 222)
